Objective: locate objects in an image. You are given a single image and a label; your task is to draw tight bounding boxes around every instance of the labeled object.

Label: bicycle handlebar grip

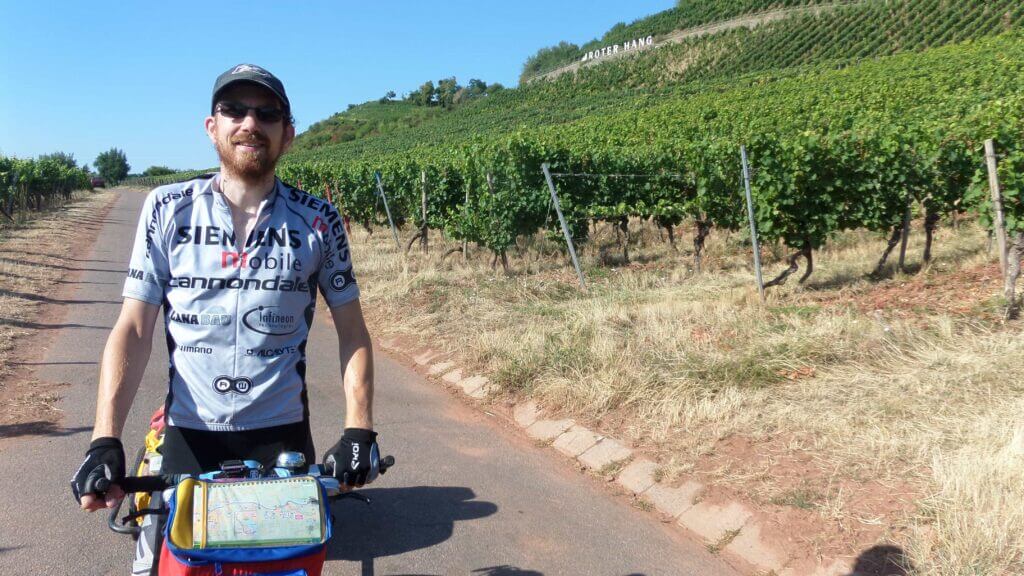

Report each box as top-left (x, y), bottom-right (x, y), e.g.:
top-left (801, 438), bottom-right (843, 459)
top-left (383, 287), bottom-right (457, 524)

top-left (379, 455), bottom-right (395, 474)
top-left (118, 475), bottom-right (173, 493)
top-left (95, 475), bottom-right (172, 494)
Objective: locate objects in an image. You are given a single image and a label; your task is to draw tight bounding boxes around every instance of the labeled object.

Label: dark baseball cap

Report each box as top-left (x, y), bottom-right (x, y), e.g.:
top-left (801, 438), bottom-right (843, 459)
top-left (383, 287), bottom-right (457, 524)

top-left (211, 63), bottom-right (290, 114)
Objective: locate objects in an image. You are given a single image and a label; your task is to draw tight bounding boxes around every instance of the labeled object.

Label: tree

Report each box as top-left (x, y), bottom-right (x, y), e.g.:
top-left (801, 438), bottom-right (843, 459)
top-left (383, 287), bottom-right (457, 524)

top-left (436, 77), bottom-right (460, 109)
top-left (94, 148), bottom-right (130, 184)
top-left (378, 90), bottom-right (397, 104)
top-left (143, 165), bottom-right (175, 177)
top-left (466, 78), bottom-right (487, 97)
top-left (413, 80), bottom-right (436, 107)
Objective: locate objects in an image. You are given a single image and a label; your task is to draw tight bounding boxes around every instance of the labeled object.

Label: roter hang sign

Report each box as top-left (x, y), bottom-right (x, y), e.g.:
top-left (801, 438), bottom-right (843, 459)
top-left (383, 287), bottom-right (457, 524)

top-left (581, 35), bottom-right (654, 63)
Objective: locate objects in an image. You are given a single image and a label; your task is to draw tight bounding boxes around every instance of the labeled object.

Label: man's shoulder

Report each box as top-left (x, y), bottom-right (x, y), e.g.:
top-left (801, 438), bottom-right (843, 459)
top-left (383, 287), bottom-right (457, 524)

top-left (279, 181), bottom-right (339, 218)
top-left (145, 176), bottom-right (214, 210)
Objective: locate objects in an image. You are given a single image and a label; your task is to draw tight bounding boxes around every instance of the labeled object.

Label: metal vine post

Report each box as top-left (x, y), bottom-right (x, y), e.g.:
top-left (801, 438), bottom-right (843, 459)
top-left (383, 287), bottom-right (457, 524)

top-left (374, 171), bottom-right (402, 250)
top-left (541, 163), bottom-right (586, 290)
top-left (740, 146), bottom-right (765, 302)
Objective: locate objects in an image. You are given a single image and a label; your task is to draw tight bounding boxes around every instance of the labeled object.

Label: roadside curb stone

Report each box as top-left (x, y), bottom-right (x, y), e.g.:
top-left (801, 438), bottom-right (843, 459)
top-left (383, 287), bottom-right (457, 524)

top-left (428, 361), bottom-right (455, 376)
top-left (724, 522), bottom-right (787, 572)
top-left (526, 418), bottom-right (575, 442)
top-left (441, 369), bottom-right (464, 385)
top-left (553, 425), bottom-right (601, 457)
top-left (643, 480), bottom-right (702, 518)
top-left (513, 401), bottom-right (540, 428)
top-left (414, 349), bottom-right (444, 366)
top-left (677, 501), bottom-right (753, 542)
top-left (459, 375), bottom-right (490, 397)
top-left (616, 458), bottom-right (659, 494)
top-left (578, 438), bottom-right (632, 470)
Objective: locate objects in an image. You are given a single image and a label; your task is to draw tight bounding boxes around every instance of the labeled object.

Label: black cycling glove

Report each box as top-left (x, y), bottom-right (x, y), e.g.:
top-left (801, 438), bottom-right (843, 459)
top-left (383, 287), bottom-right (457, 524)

top-left (324, 428), bottom-right (380, 487)
top-left (71, 437), bottom-right (125, 504)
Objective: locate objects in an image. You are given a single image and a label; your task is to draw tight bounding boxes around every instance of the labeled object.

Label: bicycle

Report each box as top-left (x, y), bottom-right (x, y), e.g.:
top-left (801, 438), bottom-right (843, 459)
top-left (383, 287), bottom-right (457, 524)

top-left (94, 408), bottom-right (394, 576)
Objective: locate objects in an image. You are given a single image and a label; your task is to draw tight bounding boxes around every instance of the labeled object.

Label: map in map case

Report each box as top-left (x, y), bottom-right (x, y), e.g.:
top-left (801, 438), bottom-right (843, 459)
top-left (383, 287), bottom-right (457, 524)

top-left (192, 477), bottom-right (325, 548)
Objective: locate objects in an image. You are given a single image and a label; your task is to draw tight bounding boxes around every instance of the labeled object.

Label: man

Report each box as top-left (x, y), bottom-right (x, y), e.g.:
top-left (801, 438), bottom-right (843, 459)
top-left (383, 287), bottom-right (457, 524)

top-left (71, 64), bottom-right (380, 512)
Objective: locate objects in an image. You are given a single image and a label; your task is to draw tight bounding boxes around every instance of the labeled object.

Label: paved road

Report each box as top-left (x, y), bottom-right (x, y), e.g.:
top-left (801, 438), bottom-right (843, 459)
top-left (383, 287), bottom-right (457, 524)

top-left (0, 190), bottom-right (738, 576)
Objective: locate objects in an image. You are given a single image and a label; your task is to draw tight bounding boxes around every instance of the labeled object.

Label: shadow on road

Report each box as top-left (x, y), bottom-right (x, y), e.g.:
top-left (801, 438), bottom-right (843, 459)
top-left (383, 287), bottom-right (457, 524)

top-left (327, 485), bottom-right (500, 575)
top-left (0, 422), bottom-right (90, 440)
top-left (0, 318), bottom-right (108, 330)
top-left (0, 256), bottom-right (120, 273)
top-left (0, 288), bottom-right (120, 306)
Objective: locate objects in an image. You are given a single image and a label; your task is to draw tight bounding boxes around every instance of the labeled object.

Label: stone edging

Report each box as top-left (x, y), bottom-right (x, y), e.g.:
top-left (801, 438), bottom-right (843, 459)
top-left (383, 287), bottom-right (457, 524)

top-left (378, 337), bottom-right (857, 576)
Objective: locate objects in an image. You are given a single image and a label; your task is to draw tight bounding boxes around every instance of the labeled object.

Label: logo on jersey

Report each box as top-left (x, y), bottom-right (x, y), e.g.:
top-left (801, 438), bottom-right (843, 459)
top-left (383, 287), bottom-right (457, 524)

top-left (245, 345), bottom-right (297, 358)
top-left (168, 306), bottom-right (232, 326)
top-left (213, 375), bottom-right (253, 395)
top-left (176, 343), bottom-right (213, 355)
top-left (220, 251), bottom-right (302, 271)
top-left (127, 268), bottom-right (160, 286)
top-left (311, 216), bottom-right (328, 235)
top-left (168, 275), bottom-right (310, 293)
top-left (176, 225), bottom-right (301, 249)
top-left (329, 268), bottom-right (355, 292)
top-left (242, 305), bottom-right (300, 336)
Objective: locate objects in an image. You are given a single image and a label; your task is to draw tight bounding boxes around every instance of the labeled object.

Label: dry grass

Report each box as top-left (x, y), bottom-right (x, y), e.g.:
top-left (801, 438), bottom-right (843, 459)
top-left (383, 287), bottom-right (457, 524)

top-left (0, 189), bottom-right (115, 385)
top-left (352, 217), bottom-right (1023, 574)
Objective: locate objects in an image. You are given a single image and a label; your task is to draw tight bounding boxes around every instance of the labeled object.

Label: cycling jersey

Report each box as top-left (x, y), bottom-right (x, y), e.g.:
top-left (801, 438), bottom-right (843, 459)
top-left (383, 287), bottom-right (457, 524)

top-left (123, 174), bottom-right (359, 431)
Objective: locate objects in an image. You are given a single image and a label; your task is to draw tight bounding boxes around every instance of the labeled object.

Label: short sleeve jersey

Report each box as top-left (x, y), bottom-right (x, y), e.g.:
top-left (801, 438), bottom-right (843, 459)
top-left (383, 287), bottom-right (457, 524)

top-left (123, 174), bottom-right (359, 431)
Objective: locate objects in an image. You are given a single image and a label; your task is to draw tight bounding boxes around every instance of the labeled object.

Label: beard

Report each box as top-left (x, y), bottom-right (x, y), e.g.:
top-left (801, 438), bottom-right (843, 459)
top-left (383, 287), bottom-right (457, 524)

top-left (214, 130), bottom-right (281, 183)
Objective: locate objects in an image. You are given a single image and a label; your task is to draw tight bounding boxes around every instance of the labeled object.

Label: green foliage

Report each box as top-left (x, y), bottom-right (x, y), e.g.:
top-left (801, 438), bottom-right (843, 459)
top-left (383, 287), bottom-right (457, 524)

top-left (520, 41), bottom-right (581, 82)
top-left (143, 165), bottom-right (175, 177)
top-left (94, 148), bottom-right (130, 184)
top-left (0, 153), bottom-right (92, 216)
top-left (523, 0), bottom-right (836, 78)
top-left (263, 33), bottom-right (1024, 261)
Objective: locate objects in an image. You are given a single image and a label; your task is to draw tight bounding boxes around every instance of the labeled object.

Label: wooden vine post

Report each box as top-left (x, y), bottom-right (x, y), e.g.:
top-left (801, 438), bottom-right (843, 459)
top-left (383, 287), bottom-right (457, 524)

top-left (897, 195), bottom-right (913, 272)
top-left (421, 171), bottom-right (429, 253)
top-left (985, 139), bottom-right (1008, 276)
top-left (985, 139), bottom-right (1021, 318)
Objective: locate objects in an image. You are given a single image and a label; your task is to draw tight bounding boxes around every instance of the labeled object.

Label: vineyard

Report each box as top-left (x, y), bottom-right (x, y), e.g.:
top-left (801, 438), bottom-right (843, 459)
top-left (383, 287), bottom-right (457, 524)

top-left (521, 0), bottom-right (842, 79)
top-left (0, 155), bottom-right (93, 222)
top-left (137, 31), bottom-right (1024, 296)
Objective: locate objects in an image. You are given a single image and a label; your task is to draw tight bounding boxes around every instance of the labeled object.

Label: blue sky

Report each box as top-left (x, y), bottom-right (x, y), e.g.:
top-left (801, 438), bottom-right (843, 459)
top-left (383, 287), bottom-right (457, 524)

top-left (1, 0), bottom-right (672, 172)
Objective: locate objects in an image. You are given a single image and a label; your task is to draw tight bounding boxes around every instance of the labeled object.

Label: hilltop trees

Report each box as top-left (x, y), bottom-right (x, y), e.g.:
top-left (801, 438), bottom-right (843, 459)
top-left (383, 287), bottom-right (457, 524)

top-left (404, 78), bottom-right (501, 109)
top-left (94, 148), bottom-right (130, 184)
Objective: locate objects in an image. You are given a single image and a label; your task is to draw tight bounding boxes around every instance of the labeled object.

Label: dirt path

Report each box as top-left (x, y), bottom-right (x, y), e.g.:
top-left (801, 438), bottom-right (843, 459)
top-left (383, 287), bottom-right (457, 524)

top-left (0, 189), bottom-right (120, 433)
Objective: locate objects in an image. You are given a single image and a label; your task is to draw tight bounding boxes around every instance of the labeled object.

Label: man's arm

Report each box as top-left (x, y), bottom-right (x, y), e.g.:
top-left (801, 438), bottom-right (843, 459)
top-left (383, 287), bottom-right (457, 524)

top-left (92, 297), bottom-right (161, 440)
top-left (330, 299), bottom-right (374, 429)
top-left (78, 297), bottom-right (160, 511)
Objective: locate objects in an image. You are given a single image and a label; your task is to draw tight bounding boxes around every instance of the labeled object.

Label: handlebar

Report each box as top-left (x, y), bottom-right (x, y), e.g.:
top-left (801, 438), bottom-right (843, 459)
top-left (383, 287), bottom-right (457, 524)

top-left (102, 455), bottom-right (396, 535)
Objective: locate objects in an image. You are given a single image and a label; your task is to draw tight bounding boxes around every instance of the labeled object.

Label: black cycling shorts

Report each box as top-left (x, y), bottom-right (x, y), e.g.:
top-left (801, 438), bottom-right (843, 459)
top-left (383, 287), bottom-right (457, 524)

top-left (159, 420), bottom-right (316, 475)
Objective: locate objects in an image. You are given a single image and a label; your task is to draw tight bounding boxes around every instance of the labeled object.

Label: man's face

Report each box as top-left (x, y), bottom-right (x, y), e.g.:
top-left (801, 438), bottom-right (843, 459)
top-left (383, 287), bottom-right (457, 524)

top-left (204, 83), bottom-right (295, 182)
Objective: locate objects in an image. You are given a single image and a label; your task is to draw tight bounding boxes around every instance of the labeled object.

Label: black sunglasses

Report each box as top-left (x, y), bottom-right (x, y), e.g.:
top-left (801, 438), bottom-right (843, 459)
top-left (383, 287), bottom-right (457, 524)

top-left (215, 102), bottom-right (287, 123)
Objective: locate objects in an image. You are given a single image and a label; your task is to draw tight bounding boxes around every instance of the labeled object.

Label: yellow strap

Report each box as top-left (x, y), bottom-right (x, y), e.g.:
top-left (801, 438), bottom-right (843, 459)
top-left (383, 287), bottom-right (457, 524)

top-left (200, 481), bottom-right (208, 549)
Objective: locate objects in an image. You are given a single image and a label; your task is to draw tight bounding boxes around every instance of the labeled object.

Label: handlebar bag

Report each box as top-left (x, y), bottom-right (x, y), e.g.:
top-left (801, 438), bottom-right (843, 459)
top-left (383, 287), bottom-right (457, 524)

top-left (159, 476), bottom-right (330, 576)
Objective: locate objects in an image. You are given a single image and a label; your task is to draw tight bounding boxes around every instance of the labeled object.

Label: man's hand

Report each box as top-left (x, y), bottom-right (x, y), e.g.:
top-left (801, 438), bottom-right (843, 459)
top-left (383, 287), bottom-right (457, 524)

top-left (324, 428), bottom-right (380, 487)
top-left (71, 437), bottom-right (126, 511)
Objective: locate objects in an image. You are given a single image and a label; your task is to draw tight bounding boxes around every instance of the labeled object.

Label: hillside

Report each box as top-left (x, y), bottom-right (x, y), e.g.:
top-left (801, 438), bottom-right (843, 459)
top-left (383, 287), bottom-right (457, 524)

top-left (291, 101), bottom-right (443, 151)
top-left (284, 0), bottom-right (1021, 167)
